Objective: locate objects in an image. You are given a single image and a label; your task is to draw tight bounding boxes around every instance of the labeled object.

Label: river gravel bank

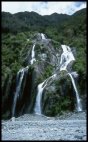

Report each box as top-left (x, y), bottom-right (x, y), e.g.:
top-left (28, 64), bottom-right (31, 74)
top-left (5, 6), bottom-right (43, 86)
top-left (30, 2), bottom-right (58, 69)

top-left (1, 111), bottom-right (87, 140)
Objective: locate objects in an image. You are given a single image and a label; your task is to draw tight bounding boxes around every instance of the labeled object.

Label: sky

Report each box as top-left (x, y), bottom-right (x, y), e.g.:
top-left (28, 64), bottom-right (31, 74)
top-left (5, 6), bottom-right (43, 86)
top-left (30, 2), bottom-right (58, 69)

top-left (1, 1), bottom-right (86, 15)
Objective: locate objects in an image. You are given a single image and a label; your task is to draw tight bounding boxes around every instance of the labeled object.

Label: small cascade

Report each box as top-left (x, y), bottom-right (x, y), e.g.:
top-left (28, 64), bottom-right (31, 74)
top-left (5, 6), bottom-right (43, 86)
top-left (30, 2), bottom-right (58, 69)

top-left (11, 117), bottom-right (15, 121)
top-left (71, 71), bottom-right (78, 78)
top-left (30, 44), bottom-right (36, 65)
top-left (34, 74), bottom-right (56, 115)
top-left (12, 66), bottom-right (29, 117)
top-left (60, 44), bottom-right (82, 112)
top-left (68, 73), bottom-right (82, 111)
top-left (41, 33), bottom-right (46, 40)
top-left (60, 45), bottom-right (75, 71)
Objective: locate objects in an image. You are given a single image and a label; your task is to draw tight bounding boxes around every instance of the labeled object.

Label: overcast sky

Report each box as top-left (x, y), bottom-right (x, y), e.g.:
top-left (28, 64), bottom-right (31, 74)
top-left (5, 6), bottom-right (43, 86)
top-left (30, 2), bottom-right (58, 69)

top-left (2, 1), bottom-right (86, 15)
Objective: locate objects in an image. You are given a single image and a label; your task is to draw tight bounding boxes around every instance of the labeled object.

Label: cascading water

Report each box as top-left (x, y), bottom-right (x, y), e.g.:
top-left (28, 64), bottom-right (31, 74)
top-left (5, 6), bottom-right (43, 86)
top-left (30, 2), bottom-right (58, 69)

top-left (34, 74), bottom-right (56, 115)
top-left (41, 33), bottom-right (46, 40)
top-left (68, 73), bottom-right (82, 112)
top-left (30, 44), bottom-right (36, 64)
top-left (34, 81), bottom-right (45, 115)
top-left (12, 70), bottom-right (24, 118)
top-left (71, 71), bottom-right (78, 78)
top-left (60, 45), bottom-right (75, 71)
top-left (12, 66), bottom-right (29, 119)
top-left (60, 44), bottom-right (82, 112)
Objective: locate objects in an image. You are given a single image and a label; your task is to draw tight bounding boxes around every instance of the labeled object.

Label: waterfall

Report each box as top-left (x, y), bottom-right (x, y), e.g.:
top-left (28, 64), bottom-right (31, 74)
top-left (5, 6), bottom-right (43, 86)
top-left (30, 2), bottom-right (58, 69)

top-left (34, 81), bottom-right (45, 115)
top-left (68, 73), bottom-right (82, 112)
top-left (12, 66), bottom-right (29, 117)
top-left (60, 44), bottom-right (82, 112)
top-left (30, 44), bottom-right (36, 64)
top-left (41, 33), bottom-right (46, 40)
top-left (34, 74), bottom-right (56, 115)
top-left (60, 45), bottom-right (75, 71)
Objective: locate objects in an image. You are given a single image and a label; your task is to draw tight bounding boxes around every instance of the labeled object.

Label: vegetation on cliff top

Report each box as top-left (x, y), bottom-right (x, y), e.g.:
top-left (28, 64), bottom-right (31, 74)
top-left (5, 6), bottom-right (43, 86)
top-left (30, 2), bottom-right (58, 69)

top-left (2, 8), bottom-right (86, 87)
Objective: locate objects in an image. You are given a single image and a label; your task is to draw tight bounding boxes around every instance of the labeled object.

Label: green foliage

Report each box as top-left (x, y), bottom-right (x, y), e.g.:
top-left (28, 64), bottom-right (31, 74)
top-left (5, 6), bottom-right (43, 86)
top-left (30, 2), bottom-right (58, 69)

top-left (51, 40), bottom-right (61, 49)
top-left (10, 62), bottom-right (22, 75)
top-left (44, 93), bottom-right (72, 116)
top-left (72, 46), bottom-right (86, 77)
top-left (35, 44), bottom-right (41, 53)
top-left (2, 11), bottom-right (70, 33)
top-left (35, 65), bottom-right (53, 85)
top-left (2, 111), bottom-right (10, 120)
top-left (43, 75), bottom-right (74, 116)
top-left (35, 76), bottom-right (44, 85)
top-left (42, 66), bottom-right (53, 79)
top-left (2, 32), bottom-right (34, 87)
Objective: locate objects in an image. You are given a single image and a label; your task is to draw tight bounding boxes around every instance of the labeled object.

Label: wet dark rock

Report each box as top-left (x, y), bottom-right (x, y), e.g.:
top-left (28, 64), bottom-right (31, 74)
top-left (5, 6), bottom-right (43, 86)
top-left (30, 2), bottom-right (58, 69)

top-left (42, 72), bottom-right (75, 116)
top-left (2, 74), bottom-right (16, 119)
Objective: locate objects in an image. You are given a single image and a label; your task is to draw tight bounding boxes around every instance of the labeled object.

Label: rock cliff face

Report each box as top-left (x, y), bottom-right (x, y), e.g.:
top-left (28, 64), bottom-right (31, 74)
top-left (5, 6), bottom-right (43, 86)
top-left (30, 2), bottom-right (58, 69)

top-left (2, 33), bottom-right (86, 119)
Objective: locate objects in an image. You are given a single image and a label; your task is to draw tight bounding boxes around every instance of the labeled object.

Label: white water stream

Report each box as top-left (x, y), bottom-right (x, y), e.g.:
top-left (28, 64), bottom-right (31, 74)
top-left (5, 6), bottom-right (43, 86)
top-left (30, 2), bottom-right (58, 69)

top-left (60, 45), bottom-right (82, 112)
top-left (68, 73), bottom-right (82, 112)
top-left (30, 44), bottom-right (36, 64)
top-left (41, 33), bottom-right (46, 40)
top-left (34, 44), bottom-right (82, 114)
top-left (34, 74), bottom-right (56, 115)
top-left (60, 45), bottom-right (75, 71)
top-left (12, 66), bottom-right (29, 118)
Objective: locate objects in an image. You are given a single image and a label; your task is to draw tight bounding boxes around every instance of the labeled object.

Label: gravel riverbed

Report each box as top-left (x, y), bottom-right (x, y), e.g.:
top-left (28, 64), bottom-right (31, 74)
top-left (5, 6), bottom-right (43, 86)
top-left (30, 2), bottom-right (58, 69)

top-left (1, 111), bottom-right (87, 140)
